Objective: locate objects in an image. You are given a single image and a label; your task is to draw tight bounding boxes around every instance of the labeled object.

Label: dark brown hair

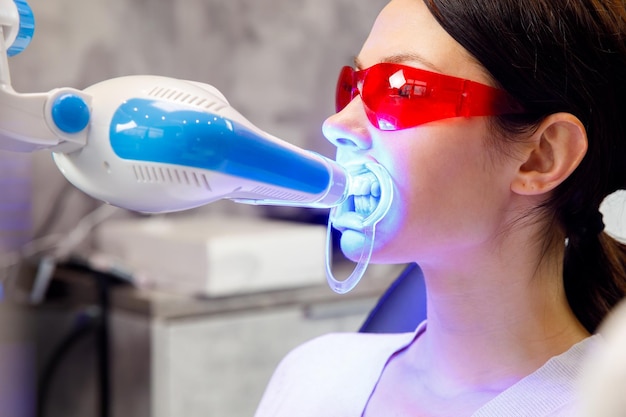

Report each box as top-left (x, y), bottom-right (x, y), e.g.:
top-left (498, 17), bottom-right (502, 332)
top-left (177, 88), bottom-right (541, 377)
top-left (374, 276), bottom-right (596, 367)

top-left (424, 0), bottom-right (626, 332)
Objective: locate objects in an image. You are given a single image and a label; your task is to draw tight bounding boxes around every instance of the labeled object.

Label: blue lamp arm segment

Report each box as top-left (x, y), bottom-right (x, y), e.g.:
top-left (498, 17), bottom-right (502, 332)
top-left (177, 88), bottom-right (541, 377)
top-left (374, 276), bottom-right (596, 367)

top-left (110, 99), bottom-right (332, 196)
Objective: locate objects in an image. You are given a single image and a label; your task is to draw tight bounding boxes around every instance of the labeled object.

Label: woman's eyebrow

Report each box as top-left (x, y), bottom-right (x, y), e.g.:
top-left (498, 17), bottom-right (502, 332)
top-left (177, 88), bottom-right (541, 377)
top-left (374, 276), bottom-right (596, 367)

top-left (353, 53), bottom-right (443, 73)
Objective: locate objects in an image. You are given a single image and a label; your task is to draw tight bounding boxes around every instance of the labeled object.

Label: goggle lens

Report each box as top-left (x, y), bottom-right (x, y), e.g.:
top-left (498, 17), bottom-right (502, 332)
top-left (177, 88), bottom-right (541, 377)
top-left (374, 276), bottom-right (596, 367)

top-left (335, 63), bottom-right (522, 131)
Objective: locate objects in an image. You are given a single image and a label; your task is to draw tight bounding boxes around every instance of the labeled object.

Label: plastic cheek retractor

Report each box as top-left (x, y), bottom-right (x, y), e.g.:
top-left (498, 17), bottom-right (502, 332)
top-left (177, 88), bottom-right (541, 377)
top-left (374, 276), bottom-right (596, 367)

top-left (325, 162), bottom-right (394, 294)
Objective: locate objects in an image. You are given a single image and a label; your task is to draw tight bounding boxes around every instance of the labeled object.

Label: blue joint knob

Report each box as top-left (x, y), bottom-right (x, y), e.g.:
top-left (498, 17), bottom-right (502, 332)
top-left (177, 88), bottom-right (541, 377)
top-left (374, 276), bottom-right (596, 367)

top-left (51, 93), bottom-right (90, 134)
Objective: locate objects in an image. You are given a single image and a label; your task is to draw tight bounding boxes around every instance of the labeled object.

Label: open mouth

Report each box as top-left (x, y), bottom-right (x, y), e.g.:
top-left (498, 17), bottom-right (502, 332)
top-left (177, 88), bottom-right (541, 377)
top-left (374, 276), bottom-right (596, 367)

top-left (324, 162), bottom-right (393, 294)
top-left (330, 163), bottom-right (391, 232)
top-left (349, 171), bottom-right (381, 218)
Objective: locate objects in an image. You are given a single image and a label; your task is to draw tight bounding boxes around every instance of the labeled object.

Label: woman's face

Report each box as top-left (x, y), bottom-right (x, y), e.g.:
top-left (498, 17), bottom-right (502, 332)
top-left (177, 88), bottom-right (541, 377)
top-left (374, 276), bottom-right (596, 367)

top-left (323, 0), bottom-right (525, 267)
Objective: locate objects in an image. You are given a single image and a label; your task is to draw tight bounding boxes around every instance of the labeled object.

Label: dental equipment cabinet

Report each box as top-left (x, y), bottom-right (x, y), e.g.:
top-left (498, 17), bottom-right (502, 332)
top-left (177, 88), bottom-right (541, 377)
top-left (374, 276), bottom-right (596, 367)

top-left (32, 261), bottom-right (403, 417)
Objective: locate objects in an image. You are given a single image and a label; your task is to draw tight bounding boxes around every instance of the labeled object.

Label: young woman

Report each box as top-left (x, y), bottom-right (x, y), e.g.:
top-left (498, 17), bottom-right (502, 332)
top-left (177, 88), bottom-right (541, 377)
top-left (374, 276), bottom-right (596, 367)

top-left (255, 0), bottom-right (626, 415)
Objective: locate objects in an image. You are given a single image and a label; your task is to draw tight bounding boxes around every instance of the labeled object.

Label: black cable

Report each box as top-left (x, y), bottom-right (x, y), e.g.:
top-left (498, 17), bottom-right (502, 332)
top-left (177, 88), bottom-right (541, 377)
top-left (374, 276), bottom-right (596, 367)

top-left (36, 307), bottom-right (100, 417)
top-left (65, 260), bottom-right (122, 417)
top-left (36, 259), bottom-right (124, 417)
top-left (94, 271), bottom-right (111, 417)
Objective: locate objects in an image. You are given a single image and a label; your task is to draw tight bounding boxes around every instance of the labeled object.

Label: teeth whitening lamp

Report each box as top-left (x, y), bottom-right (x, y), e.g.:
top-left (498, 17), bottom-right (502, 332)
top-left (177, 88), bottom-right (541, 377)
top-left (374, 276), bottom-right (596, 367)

top-left (0, 0), bottom-right (393, 293)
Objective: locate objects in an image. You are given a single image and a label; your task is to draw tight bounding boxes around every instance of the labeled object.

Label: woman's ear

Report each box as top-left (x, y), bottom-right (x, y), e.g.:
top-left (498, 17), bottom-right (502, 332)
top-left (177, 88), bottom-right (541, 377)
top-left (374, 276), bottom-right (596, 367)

top-left (511, 113), bottom-right (587, 196)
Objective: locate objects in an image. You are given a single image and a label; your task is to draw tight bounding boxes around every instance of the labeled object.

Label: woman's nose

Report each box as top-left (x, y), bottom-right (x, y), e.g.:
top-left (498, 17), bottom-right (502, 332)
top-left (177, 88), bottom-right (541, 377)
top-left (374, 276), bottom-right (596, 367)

top-left (322, 99), bottom-right (372, 150)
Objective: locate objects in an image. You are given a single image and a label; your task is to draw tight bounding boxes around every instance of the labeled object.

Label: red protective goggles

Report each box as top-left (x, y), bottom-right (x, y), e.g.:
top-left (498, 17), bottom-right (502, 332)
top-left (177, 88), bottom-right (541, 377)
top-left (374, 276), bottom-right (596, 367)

top-left (335, 63), bottom-right (523, 131)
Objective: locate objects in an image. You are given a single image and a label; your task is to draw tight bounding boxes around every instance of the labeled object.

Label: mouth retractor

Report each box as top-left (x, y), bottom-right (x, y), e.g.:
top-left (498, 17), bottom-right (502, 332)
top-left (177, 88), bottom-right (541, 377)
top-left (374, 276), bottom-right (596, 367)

top-left (325, 162), bottom-right (394, 294)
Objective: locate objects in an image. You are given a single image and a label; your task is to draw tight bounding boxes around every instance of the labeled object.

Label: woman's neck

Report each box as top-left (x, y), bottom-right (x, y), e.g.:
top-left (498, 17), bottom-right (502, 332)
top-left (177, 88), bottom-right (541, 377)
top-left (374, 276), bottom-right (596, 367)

top-left (410, 228), bottom-right (590, 397)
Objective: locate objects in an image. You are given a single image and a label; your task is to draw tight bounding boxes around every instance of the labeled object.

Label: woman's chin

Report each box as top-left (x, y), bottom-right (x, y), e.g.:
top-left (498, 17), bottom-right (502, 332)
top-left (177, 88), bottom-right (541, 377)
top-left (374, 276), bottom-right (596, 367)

top-left (339, 229), bottom-right (369, 261)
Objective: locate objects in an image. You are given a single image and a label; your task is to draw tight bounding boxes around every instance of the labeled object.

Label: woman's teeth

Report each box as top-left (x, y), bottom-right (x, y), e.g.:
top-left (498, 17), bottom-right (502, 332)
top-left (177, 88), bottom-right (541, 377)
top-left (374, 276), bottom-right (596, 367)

top-left (351, 172), bottom-right (380, 217)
